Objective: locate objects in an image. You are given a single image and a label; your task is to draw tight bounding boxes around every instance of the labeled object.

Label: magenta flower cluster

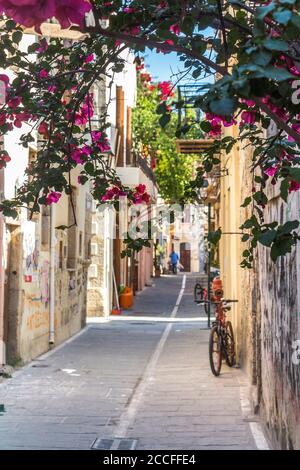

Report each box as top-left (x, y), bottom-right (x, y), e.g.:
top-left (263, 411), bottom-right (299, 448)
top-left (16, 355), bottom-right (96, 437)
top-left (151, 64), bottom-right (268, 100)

top-left (0, 0), bottom-right (91, 31)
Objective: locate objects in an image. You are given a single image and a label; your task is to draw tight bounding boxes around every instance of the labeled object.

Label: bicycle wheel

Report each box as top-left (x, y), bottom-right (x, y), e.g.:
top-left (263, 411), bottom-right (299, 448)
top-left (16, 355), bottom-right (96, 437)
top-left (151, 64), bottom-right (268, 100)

top-left (209, 326), bottom-right (222, 376)
top-left (225, 321), bottom-right (235, 367)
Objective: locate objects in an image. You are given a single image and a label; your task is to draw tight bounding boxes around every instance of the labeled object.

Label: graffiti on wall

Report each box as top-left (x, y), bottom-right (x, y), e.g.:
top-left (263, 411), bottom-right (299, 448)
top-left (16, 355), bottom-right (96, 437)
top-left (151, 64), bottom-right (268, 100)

top-left (22, 221), bottom-right (49, 304)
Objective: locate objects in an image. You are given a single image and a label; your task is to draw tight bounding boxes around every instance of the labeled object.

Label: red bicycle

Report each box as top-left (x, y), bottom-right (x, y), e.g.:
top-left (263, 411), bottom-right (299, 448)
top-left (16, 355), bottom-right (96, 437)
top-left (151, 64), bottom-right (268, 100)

top-left (208, 298), bottom-right (237, 376)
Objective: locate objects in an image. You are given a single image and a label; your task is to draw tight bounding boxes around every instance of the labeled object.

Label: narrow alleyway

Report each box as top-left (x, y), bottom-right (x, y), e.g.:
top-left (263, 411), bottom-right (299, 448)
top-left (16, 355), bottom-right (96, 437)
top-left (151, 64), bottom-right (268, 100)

top-left (0, 275), bottom-right (269, 450)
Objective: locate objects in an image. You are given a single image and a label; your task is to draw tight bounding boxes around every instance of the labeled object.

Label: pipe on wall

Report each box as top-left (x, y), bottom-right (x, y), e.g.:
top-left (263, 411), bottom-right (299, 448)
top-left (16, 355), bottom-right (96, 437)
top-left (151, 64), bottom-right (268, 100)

top-left (49, 204), bottom-right (55, 345)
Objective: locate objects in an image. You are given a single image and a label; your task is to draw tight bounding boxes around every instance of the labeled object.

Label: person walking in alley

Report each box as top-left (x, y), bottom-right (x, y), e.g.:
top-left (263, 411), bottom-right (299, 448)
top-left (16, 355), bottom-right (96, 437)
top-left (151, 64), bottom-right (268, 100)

top-left (169, 250), bottom-right (179, 274)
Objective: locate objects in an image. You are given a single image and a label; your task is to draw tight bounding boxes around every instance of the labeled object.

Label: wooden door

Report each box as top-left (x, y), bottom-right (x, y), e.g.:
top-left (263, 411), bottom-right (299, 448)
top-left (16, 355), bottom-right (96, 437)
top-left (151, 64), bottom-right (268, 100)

top-left (180, 242), bottom-right (191, 272)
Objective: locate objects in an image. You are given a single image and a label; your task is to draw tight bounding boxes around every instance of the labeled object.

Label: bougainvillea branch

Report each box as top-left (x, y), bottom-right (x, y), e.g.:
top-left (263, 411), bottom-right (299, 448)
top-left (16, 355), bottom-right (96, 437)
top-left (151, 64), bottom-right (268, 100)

top-left (1, 0), bottom-right (300, 264)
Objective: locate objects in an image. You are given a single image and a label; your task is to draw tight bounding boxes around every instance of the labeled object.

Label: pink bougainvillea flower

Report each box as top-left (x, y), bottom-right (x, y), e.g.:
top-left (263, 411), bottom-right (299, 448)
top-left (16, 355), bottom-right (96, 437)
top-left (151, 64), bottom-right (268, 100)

top-left (130, 26), bottom-right (141, 36)
top-left (91, 130), bottom-right (110, 152)
top-left (157, 81), bottom-right (174, 100)
top-left (240, 110), bottom-right (256, 126)
top-left (142, 192), bottom-right (151, 203)
top-left (38, 121), bottom-right (49, 138)
top-left (47, 85), bottom-right (57, 93)
top-left (223, 116), bottom-right (237, 127)
top-left (0, 113), bottom-right (7, 126)
top-left (13, 118), bottom-right (22, 128)
top-left (70, 92), bottom-right (94, 126)
top-left (135, 184), bottom-right (146, 194)
top-left (169, 23), bottom-right (180, 35)
top-left (205, 112), bottom-right (236, 136)
top-left (37, 38), bottom-right (48, 54)
top-left (91, 130), bottom-right (102, 141)
top-left (84, 53), bottom-right (94, 63)
top-left (123, 6), bottom-right (136, 13)
top-left (97, 141), bottom-right (111, 152)
top-left (71, 148), bottom-right (85, 164)
top-left (54, 0), bottom-right (92, 29)
top-left (241, 98), bottom-right (256, 108)
top-left (264, 165), bottom-right (278, 178)
top-left (101, 188), bottom-right (117, 202)
top-left (158, 1), bottom-right (168, 9)
top-left (0, 73), bottom-right (9, 87)
top-left (0, 0), bottom-right (56, 31)
top-left (15, 111), bottom-right (32, 122)
top-left (39, 69), bottom-right (49, 79)
top-left (7, 95), bottom-right (22, 109)
top-left (289, 180), bottom-right (300, 193)
top-left (45, 191), bottom-right (61, 205)
top-left (81, 144), bottom-right (91, 155)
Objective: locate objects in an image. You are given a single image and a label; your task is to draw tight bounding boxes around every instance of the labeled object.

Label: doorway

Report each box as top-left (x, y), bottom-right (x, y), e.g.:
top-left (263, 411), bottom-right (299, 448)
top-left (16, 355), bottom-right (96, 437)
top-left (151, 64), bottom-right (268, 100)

top-left (180, 242), bottom-right (191, 272)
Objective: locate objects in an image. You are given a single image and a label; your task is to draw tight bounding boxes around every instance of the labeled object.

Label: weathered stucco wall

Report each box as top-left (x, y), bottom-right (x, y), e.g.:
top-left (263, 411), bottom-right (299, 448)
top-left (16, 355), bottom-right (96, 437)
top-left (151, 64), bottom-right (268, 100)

top-left (5, 184), bottom-right (92, 365)
top-left (257, 192), bottom-right (300, 449)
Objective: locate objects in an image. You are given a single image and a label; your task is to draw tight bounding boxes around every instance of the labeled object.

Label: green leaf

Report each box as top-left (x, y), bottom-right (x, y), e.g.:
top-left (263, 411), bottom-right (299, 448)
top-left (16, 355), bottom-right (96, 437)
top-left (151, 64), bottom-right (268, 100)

top-left (242, 234), bottom-right (250, 242)
top-left (12, 30), bottom-right (23, 44)
top-left (280, 178), bottom-right (289, 202)
top-left (252, 50), bottom-right (273, 67)
top-left (253, 190), bottom-right (268, 205)
top-left (84, 162), bottom-right (94, 175)
top-left (5, 19), bottom-right (17, 31)
top-left (288, 167), bottom-right (300, 182)
top-left (270, 243), bottom-right (280, 262)
top-left (200, 121), bottom-right (212, 133)
top-left (258, 230), bottom-right (277, 247)
top-left (209, 97), bottom-right (238, 117)
top-left (192, 68), bottom-right (202, 79)
top-left (262, 38), bottom-right (289, 51)
top-left (262, 66), bottom-right (294, 81)
top-left (278, 220), bottom-right (299, 235)
top-left (256, 3), bottom-right (275, 20)
top-left (207, 228), bottom-right (222, 245)
top-left (273, 9), bottom-right (292, 24)
top-left (291, 13), bottom-right (300, 29)
top-left (156, 102), bottom-right (167, 115)
top-left (159, 113), bottom-right (171, 128)
top-left (241, 196), bottom-right (252, 208)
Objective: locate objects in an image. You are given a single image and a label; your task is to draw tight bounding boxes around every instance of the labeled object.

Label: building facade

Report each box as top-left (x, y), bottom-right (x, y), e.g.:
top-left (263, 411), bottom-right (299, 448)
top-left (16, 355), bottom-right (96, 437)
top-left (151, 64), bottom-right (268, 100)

top-left (219, 125), bottom-right (300, 449)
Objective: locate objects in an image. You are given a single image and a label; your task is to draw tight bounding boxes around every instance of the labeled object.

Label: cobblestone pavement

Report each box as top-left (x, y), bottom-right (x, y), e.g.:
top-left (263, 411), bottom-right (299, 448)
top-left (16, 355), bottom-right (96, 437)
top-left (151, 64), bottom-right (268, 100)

top-left (0, 274), bottom-right (268, 450)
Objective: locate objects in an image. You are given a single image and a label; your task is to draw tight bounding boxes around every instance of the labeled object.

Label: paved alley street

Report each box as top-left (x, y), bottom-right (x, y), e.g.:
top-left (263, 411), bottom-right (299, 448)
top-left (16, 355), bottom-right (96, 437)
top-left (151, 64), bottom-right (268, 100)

top-left (0, 274), bottom-right (268, 450)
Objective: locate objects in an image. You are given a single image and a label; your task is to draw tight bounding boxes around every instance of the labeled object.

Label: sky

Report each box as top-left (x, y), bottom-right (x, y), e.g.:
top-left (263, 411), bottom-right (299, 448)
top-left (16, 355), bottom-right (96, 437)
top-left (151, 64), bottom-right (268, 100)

top-left (143, 49), bottom-right (186, 83)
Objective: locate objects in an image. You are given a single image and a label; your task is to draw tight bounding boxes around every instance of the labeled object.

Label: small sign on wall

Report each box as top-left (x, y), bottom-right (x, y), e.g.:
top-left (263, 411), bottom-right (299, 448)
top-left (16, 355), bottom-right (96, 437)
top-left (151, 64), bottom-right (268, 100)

top-left (0, 80), bottom-right (6, 105)
top-left (24, 275), bottom-right (32, 283)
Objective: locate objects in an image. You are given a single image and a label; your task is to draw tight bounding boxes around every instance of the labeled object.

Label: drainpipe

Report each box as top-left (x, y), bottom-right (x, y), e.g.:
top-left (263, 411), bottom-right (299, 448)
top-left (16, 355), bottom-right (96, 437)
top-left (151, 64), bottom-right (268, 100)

top-left (207, 202), bottom-right (211, 329)
top-left (49, 203), bottom-right (55, 345)
top-left (0, 214), bottom-right (5, 365)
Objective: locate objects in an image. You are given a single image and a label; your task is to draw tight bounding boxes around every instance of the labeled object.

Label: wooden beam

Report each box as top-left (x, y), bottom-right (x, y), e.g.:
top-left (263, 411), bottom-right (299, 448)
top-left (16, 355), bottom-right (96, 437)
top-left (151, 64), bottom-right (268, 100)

top-left (116, 86), bottom-right (125, 167)
top-left (126, 106), bottom-right (132, 166)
